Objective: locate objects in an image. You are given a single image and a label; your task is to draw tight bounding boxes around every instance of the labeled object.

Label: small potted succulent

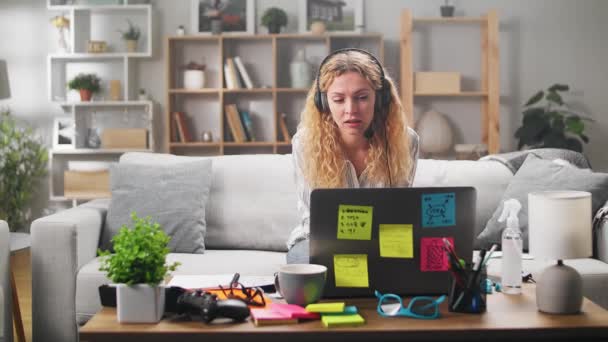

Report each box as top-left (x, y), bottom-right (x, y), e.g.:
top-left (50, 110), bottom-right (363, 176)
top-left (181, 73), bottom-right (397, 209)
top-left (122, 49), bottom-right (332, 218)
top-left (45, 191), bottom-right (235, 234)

top-left (440, 0), bottom-right (455, 17)
top-left (182, 61), bottom-right (206, 89)
top-left (261, 7), bottom-right (288, 34)
top-left (118, 19), bottom-right (141, 53)
top-left (98, 212), bottom-right (180, 323)
top-left (68, 73), bottom-right (101, 102)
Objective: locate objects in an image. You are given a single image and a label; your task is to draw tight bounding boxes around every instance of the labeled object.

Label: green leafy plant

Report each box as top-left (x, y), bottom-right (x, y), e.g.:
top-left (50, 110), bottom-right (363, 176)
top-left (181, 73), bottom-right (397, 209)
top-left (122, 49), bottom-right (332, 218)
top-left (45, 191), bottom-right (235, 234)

top-left (514, 83), bottom-right (591, 152)
top-left (0, 109), bottom-right (48, 232)
top-left (118, 19), bottom-right (141, 40)
top-left (98, 212), bottom-right (180, 286)
top-left (67, 73), bottom-right (101, 93)
top-left (261, 7), bottom-right (287, 32)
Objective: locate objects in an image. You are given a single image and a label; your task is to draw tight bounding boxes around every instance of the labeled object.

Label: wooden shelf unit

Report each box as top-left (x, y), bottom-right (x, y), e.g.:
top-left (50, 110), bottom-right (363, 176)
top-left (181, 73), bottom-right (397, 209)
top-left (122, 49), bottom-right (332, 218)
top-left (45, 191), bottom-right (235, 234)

top-left (165, 33), bottom-right (384, 155)
top-left (400, 9), bottom-right (500, 154)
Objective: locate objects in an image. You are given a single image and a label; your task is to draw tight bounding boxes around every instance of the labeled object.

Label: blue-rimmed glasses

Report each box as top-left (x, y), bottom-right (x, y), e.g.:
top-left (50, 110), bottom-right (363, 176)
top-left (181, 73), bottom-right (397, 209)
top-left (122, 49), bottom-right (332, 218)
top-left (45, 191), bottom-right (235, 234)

top-left (375, 290), bottom-right (445, 319)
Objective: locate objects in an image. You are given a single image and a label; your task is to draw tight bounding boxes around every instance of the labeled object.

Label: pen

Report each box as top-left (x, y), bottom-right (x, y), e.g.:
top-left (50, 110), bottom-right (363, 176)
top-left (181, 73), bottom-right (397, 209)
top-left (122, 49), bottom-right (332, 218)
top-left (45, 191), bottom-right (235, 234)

top-left (482, 244), bottom-right (498, 267)
top-left (442, 238), bottom-right (462, 268)
top-left (230, 272), bottom-right (240, 287)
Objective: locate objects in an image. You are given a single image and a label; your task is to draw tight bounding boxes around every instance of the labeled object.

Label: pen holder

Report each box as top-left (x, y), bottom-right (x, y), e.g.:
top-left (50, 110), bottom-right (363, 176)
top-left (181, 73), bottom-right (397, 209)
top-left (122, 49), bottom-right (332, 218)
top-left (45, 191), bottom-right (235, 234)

top-left (448, 265), bottom-right (487, 314)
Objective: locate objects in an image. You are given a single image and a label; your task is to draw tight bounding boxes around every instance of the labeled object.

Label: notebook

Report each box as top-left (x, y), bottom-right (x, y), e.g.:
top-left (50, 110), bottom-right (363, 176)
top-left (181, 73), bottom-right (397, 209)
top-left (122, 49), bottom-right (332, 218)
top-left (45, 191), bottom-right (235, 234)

top-left (309, 187), bottom-right (476, 298)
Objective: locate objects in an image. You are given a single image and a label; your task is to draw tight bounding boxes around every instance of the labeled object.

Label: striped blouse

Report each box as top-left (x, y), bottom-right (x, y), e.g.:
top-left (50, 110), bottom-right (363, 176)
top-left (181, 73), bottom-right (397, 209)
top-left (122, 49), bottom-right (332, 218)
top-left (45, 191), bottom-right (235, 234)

top-left (286, 127), bottom-right (420, 249)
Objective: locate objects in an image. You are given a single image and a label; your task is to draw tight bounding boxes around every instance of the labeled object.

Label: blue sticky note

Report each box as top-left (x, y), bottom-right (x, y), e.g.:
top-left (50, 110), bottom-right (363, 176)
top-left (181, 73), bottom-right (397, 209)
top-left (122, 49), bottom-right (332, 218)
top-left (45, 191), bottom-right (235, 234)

top-left (421, 192), bottom-right (456, 227)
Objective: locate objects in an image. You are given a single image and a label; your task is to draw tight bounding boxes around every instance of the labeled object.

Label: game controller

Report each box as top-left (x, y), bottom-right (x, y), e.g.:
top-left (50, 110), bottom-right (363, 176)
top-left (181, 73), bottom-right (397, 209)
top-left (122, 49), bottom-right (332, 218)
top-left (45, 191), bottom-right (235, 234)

top-left (176, 290), bottom-right (250, 323)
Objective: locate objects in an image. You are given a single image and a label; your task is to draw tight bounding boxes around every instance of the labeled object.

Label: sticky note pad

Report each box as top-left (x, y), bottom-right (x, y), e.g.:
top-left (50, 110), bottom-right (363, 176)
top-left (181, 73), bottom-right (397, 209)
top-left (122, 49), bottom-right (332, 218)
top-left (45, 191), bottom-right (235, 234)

top-left (337, 204), bottom-right (373, 240)
top-left (322, 314), bottom-right (365, 328)
top-left (422, 192), bottom-right (456, 227)
top-left (305, 302), bottom-right (345, 313)
top-left (334, 254), bottom-right (369, 288)
top-left (420, 237), bottom-right (453, 272)
top-left (379, 224), bottom-right (413, 258)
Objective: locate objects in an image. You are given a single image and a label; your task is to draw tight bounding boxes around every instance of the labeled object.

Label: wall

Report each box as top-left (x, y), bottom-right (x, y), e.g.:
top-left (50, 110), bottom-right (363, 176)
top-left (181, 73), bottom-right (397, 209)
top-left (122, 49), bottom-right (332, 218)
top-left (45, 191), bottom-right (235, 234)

top-left (1, 0), bottom-right (608, 224)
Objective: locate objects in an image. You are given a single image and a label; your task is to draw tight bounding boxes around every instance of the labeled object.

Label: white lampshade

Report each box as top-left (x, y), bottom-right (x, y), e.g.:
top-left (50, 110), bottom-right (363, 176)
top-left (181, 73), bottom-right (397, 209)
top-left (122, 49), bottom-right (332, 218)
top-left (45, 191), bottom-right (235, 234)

top-left (529, 191), bottom-right (592, 260)
top-left (0, 59), bottom-right (10, 100)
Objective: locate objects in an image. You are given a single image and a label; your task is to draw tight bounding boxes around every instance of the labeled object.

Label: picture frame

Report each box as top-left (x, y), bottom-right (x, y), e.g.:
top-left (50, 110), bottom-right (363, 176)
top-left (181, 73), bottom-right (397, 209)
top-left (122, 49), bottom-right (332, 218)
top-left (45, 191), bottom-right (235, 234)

top-left (298, 0), bottom-right (364, 34)
top-left (191, 0), bottom-right (255, 35)
top-left (53, 117), bottom-right (75, 150)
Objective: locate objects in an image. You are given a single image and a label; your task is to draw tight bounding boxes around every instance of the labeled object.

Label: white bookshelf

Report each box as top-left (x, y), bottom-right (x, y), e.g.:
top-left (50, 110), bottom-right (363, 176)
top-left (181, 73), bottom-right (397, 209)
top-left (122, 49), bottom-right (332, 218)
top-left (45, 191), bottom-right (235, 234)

top-left (47, 1), bottom-right (154, 202)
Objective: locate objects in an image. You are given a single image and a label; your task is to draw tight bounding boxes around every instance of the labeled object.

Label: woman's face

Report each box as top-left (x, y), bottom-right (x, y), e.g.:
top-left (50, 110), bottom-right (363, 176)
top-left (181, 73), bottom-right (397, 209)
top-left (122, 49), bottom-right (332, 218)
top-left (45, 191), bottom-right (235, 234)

top-left (326, 71), bottom-right (376, 140)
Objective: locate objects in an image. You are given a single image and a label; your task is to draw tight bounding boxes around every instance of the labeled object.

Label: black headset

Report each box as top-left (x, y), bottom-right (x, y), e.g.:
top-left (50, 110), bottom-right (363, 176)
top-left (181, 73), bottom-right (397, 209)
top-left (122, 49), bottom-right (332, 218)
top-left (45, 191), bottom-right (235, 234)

top-left (313, 48), bottom-right (392, 139)
top-left (313, 48), bottom-right (393, 186)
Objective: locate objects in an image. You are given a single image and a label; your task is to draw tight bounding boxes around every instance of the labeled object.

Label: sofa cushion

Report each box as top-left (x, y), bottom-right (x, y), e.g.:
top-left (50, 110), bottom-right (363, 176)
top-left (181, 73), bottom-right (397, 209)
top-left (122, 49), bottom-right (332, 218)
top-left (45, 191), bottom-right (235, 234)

top-left (477, 154), bottom-right (608, 250)
top-left (413, 158), bottom-right (513, 246)
top-left (119, 153), bottom-right (298, 252)
top-left (75, 250), bottom-right (287, 325)
top-left (101, 159), bottom-right (212, 253)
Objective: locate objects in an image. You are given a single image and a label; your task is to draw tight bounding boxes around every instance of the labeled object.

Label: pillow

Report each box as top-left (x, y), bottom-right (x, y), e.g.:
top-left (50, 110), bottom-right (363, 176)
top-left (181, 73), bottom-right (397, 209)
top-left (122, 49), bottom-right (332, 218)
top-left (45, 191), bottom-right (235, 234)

top-left (100, 159), bottom-right (212, 254)
top-left (476, 154), bottom-right (608, 250)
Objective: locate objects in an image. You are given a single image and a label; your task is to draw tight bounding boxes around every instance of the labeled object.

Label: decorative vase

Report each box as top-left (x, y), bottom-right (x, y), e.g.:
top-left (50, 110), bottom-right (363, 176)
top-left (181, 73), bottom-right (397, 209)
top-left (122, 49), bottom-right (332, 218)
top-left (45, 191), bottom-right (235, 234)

top-left (79, 89), bottom-right (92, 102)
top-left (416, 109), bottom-right (453, 155)
top-left (116, 284), bottom-right (165, 323)
top-left (440, 5), bottom-right (455, 17)
top-left (184, 70), bottom-right (205, 89)
top-left (311, 21), bottom-right (326, 34)
top-left (211, 19), bottom-right (222, 35)
top-left (126, 39), bottom-right (137, 53)
top-left (290, 50), bottom-right (311, 88)
top-left (86, 128), bottom-right (101, 148)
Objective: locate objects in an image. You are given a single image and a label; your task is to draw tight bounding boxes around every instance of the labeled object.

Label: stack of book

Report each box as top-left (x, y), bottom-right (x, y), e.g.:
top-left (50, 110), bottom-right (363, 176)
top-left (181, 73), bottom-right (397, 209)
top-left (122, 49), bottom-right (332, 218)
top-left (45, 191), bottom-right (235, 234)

top-left (172, 111), bottom-right (193, 143)
top-left (224, 104), bottom-right (255, 142)
top-left (224, 56), bottom-right (254, 89)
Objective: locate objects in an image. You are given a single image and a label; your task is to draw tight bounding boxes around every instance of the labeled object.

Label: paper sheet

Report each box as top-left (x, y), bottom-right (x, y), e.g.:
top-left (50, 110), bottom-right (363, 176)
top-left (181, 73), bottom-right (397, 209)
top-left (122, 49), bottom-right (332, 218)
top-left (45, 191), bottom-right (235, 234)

top-left (379, 224), bottom-right (413, 258)
top-left (337, 204), bottom-right (373, 240)
top-left (421, 192), bottom-right (456, 227)
top-left (420, 237), bottom-right (452, 272)
top-left (334, 254), bottom-right (369, 288)
top-left (167, 274), bottom-right (275, 289)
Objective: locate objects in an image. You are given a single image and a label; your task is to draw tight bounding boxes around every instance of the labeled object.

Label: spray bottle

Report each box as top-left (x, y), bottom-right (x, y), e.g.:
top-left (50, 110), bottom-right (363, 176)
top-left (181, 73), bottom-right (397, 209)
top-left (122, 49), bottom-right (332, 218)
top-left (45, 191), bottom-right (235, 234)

top-left (498, 198), bottom-right (523, 295)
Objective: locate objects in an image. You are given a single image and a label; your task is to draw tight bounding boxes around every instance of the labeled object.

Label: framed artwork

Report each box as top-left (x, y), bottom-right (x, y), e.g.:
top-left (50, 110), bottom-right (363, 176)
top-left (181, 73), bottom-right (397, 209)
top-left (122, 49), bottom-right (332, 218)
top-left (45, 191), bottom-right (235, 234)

top-left (298, 0), bottom-right (364, 34)
top-left (53, 117), bottom-right (75, 149)
top-left (191, 0), bottom-right (255, 35)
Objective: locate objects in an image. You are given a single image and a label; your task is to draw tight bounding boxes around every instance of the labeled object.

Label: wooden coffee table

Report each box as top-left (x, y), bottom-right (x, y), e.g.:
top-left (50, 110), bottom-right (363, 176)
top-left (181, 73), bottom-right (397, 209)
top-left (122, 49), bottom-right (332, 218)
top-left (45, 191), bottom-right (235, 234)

top-left (80, 285), bottom-right (608, 342)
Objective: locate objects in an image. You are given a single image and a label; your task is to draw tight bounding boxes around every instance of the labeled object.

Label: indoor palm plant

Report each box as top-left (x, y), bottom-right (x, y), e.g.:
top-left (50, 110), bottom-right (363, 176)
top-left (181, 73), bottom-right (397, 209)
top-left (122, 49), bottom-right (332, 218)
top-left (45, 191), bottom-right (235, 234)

top-left (118, 19), bottom-right (141, 52)
top-left (261, 7), bottom-right (288, 34)
top-left (0, 109), bottom-right (48, 232)
top-left (98, 212), bottom-right (180, 323)
top-left (514, 83), bottom-right (591, 153)
top-left (67, 73), bottom-right (101, 102)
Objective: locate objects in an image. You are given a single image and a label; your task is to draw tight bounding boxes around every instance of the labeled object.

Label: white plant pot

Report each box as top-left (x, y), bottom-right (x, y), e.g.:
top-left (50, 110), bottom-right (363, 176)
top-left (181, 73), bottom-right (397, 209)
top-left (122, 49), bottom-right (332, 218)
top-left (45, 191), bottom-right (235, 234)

top-left (116, 284), bottom-right (165, 323)
top-left (184, 70), bottom-right (205, 89)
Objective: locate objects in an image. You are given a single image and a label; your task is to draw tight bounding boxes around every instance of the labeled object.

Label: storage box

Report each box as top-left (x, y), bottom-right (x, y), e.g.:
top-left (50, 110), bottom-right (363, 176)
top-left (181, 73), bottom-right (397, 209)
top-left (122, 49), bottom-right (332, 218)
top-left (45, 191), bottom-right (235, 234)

top-left (64, 170), bottom-right (110, 199)
top-left (415, 72), bottom-right (461, 93)
top-left (101, 128), bottom-right (148, 149)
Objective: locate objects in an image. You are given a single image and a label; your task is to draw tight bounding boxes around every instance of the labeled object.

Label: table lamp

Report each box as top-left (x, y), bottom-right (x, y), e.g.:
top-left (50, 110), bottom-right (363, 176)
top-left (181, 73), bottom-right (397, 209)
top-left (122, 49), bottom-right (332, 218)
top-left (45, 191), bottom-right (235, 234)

top-left (0, 59), bottom-right (10, 100)
top-left (528, 190), bottom-right (592, 314)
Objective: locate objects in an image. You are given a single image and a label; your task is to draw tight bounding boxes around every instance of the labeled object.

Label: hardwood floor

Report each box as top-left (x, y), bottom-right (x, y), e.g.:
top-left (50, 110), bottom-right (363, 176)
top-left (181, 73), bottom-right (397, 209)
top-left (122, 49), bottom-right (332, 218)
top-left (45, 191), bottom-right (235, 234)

top-left (11, 249), bottom-right (32, 342)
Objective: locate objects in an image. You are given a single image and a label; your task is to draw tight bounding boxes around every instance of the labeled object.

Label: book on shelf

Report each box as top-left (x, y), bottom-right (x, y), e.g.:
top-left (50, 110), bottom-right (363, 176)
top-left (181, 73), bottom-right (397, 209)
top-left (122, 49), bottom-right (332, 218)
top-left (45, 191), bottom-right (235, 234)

top-left (173, 111), bottom-right (192, 143)
top-left (225, 58), bottom-right (242, 89)
top-left (239, 111), bottom-right (255, 141)
top-left (224, 104), bottom-right (247, 142)
top-left (233, 56), bottom-right (254, 89)
top-left (279, 113), bottom-right (292, 143)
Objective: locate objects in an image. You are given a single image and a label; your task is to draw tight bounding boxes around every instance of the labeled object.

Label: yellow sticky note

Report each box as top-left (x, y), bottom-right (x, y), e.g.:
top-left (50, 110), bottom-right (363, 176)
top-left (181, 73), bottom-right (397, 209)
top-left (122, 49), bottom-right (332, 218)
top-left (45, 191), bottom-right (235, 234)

top-left (334, 254), bottom-right (369, 288)
top-left (337, 205), bottom-right (373, 240)
top-left (322, 313), bottom-right (365, 328)
top-left (305, 302), bottom-right (345, 313)
top-left (379, 224), bottom-right (414, 258)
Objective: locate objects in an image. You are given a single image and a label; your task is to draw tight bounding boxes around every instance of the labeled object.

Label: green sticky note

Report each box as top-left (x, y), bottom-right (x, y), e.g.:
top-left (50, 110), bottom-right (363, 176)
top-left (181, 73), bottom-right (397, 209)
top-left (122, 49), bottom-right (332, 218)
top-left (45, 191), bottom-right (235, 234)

top-left (334, 254), bottom-right (369, 288)
top-left (379, 224), bottom-right (414, 258)
top-left (322, 314), bottom-right (365, 328)
top-left (305, 302), bottom-right (345, 313)
top-left (337, 204), bottom-right (373, 240)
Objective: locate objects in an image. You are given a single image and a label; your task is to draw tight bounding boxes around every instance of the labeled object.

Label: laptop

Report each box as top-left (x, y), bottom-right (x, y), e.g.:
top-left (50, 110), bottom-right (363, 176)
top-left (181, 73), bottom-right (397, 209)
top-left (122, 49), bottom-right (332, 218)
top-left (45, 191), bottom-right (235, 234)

top-left (309, 187), bottom-right (476, 298)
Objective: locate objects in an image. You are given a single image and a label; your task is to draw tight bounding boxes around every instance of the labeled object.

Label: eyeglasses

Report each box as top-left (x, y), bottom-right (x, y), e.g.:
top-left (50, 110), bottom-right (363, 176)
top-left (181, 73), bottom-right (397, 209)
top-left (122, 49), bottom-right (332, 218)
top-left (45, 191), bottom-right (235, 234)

top-left (219, 282), bottom-right (266, 307)
top-left (375, 290), bottom-right (445, 319)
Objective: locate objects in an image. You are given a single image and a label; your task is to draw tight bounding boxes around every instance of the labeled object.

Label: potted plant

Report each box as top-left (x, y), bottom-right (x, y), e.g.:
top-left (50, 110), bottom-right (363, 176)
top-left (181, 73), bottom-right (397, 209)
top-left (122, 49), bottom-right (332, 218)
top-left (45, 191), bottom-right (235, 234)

top-left (0, 109), bottom-right (48, 232)
top-left (514, 83), bottom-right (591, 153)
top-left (67, 73), bottom-right (101, 102)
top-left (261, 7), bottom-right (288, 34)
top-left (118, 19), bottom-right (141, 53)
top-left (98, 212), bottom-right (180, 323)
top-left (440, 0), bottom-right (455, 17)
top-left (181, 61), bottom-right (206, 89)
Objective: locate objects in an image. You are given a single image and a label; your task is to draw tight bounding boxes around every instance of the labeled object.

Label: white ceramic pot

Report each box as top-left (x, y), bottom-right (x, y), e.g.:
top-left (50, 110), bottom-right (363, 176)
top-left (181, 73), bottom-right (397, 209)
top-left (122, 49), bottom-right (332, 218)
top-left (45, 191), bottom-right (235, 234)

top-left (416, 109), bottom-right (453, 154)
top-left (184, 70), bottom-right (205, 89)
top-left (116, 284), bottom-right (165, 323)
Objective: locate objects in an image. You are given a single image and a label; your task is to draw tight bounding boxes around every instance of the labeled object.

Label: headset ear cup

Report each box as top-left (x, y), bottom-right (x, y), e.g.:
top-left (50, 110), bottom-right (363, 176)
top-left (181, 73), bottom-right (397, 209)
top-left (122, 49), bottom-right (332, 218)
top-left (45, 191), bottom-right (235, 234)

top-left (314, 89), bottom-right (323, 112)
top-left (320, 92), bottom-right (329, 113)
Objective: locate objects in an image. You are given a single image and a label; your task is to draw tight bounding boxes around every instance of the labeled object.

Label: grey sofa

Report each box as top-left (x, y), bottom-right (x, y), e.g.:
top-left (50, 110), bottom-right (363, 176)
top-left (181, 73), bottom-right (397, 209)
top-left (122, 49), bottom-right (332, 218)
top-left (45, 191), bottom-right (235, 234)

top-left (0, 220), bottom-right (13, 342)
top-left (31, 152), bottom-right (608, 342)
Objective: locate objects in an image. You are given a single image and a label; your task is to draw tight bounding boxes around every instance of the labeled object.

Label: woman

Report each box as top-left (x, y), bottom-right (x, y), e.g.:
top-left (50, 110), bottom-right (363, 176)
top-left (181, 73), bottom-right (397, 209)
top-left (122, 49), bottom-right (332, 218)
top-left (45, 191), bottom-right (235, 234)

top-left (286, 48), bottom-right (419, 264)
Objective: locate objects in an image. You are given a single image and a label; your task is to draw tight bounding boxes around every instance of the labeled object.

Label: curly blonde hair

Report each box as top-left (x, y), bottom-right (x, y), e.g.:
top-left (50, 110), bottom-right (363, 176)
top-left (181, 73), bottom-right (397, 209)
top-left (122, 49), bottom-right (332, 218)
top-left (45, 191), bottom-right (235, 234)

top-left (297, 50), bottom-right (413, 189)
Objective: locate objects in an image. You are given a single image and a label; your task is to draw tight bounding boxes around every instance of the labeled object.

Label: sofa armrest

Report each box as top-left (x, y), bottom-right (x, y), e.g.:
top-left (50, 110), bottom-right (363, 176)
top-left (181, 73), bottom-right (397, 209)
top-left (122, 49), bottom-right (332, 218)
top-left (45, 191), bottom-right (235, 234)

top-left (0, 221), bottom-right (12, 342)
top-left (31, 200), bottom-right (108, 342)
top-left (597, 214), bottom-right (608, 264)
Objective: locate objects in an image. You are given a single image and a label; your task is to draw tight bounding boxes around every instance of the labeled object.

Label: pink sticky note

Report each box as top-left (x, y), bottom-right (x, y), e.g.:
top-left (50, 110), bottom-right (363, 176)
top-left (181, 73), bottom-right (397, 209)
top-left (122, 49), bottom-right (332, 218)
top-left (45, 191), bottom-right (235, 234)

top-left (271, 303), bottom-right (320, 320)
top-left (420, 237), bottom-right (453, 272)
